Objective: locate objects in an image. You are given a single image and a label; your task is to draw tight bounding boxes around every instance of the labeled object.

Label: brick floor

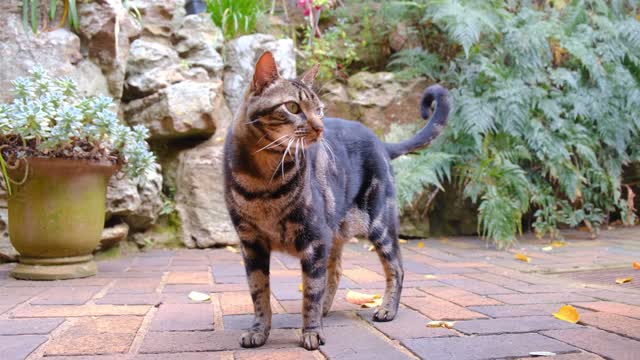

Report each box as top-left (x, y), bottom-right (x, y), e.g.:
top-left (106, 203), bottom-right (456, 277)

top-left (2, 228), bottom-right (640, 359)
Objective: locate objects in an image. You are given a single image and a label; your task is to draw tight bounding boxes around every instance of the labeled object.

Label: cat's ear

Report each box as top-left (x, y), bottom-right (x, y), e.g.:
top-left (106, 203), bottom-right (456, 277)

top-left (299, 64), bottom-right (320, 87)
top-left (252, 51), bottom-right (280, 94)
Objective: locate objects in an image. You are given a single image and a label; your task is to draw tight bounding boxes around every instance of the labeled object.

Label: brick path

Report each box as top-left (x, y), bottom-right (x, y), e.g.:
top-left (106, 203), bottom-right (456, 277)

top-left (1, 227), bottom-right (640, 359)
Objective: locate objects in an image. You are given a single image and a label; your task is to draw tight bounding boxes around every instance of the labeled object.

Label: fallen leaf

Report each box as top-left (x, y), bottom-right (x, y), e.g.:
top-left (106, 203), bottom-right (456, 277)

top-left (424, 274), bottom-right (438, 279)
top-left (541, 246), bottom-right (553, 252)
top-left (417, 242), bottom-right (424, 249)
top-left (226, 245), bottom-right (239, 254)
top-left (188, 291), bottom-right (211, 302)
top-left (427, 320), bottom-right (455, 329)
top-left (616, 277), bottom-right (632, 284)
top-left (215, 137), bottom-right (224, 142)
top-left (551, 241), bottom-right (566, 248)
top-left (360, 298), bottom-right (383, 308)
top-left (529, 351), bottom-right (557, 357)
top-left (346, 290), bottom-right (381, 305)
top-left (367, 245), bottom-right (375, 252)
top-left (440, 237), bottom-right (449, 242)
top-left (553, 304), bottom-right (580, 323)
top-left (399, 239), bottom-right (408, 244)
top-left (633, 262), bottom-right (640, 269)
top-left (514, 253), bottom-right (531, 263)
top-left (298, 283), bottom-right (304, 292)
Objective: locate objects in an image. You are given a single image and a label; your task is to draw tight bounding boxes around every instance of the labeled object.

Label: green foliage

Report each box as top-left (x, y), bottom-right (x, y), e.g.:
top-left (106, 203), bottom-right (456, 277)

top-left (298, 24), bottom-right (359, 82)
top-left (389, 0), bottom-right (640, 247)
top-left (22, 0), bottom-right (141, 33)
top-left (206, 0), bottom-right (265, 39)
top-left (0, 67), bottom-right (156, 184)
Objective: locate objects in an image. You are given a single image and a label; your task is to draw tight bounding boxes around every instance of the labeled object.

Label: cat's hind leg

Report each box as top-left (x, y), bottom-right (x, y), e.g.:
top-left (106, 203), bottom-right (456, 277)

top-left (368, 203), bottom-right (404, 322)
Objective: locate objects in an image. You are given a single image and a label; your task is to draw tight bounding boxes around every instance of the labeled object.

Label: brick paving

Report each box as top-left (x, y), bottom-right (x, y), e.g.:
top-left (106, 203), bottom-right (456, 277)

top-left (1, 226), bottom-right (640, 359)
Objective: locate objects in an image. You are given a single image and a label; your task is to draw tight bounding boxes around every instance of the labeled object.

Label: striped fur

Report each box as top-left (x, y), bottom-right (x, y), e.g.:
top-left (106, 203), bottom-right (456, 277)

top-left (223, 52), bottom-right (450, 350)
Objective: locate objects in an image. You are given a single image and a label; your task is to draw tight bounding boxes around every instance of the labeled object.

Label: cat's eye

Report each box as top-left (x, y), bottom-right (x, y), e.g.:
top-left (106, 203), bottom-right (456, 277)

top-left (285, 102), bottom-right (301, 114)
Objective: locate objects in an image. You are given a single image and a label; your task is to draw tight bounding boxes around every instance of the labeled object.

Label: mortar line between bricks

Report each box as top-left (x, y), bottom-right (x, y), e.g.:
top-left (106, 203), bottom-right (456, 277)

top-left (211, 292), bottom-right (224, 331)
top-left (128, 303), bottom-right (158, 354)
top-left (536, 331), bottom-right (601, 358)
top-left (350, 310), bottom-right (420, 360)
top-left (88, 278), bottom-right (117, 304)
top-left (24, 317), bottom-right (80, 360)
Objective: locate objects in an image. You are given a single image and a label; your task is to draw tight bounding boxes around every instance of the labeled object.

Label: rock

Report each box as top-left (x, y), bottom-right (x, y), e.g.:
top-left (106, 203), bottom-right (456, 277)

top-left (320, 72), bottom-right (429, 134)
top-left (124, 79), bottom-right (231, 140)
top-left (0, 207), bottom-right (17, 262)
top-left (0, 7), bottom-right (115, 103)
top-left (77, 0), bottom-right (140, 99)
top-left (175, 136), bottom-right (238, 248)
top-left (389, 22), bottom-right (421, 52)
top-left (173, 14), bottom-right (225, 77)
top-left (99, 222), bottom-right (130, 251)
top-left (106, 165), bottom-right (163, 230)
top-left (129, 0), bottom-right (186, 40)
top-left (223, 34), bottom-right (296, 114)
top-left (124, 39), bottom-right (183, 99)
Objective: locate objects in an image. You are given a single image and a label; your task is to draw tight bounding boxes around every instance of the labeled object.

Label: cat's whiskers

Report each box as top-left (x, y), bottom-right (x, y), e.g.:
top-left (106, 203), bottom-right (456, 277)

top-left (320, 138), bottom-right (336, 164)
top-left (270, 138), bottom-right (295, 183)
top-left (255, 134), bottom-right (291, 153)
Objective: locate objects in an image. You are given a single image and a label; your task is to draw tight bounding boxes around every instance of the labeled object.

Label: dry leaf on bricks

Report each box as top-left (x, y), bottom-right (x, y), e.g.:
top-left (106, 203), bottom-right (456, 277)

top-left (553, 304), bottom-right (580, 323)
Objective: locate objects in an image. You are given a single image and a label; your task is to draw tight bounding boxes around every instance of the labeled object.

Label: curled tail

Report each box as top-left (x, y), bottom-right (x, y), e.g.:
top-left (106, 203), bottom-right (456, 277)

top-left (385, 84), bottom-right (450, 159)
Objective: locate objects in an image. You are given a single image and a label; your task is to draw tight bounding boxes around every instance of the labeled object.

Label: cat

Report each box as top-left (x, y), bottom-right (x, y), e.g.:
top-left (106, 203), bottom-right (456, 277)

top-left (223, 51), bottom-right (450, 350)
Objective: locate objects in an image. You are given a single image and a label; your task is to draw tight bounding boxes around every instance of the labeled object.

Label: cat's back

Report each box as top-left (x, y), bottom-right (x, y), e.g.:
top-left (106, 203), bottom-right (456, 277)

top-left (323, 117), bottom-right (385, 153)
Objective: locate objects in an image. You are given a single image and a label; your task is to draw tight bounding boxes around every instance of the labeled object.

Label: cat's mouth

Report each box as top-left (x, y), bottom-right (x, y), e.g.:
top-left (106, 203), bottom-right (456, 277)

top-left (294, 128), bottom-right (323, 144)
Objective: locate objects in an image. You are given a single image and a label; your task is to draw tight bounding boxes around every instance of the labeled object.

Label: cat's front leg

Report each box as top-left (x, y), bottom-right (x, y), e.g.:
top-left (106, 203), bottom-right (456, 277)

top-left (300, 240), bottom-right (328, 350)
top-left (239, 238), bottom-right (272, 348)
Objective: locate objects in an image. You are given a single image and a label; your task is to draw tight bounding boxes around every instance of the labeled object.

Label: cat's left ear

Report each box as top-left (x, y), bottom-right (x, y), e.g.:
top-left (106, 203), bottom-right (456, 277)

top-left (299, 64), bottom-right (320, 87)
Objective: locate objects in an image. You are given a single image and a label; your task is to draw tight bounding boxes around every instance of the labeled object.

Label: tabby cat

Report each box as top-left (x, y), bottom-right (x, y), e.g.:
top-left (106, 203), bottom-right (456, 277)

top-left (223, 51), bottom-right (450, 350)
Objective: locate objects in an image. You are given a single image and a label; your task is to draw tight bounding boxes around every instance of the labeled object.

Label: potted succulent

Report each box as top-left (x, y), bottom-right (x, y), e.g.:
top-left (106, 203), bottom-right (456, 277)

top-left (0, 67), bottom-right (156, 280)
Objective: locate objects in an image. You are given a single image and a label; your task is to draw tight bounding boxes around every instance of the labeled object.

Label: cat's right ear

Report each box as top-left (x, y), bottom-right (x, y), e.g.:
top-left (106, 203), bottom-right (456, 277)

top-left (252, 51), bottom-right (280, 94)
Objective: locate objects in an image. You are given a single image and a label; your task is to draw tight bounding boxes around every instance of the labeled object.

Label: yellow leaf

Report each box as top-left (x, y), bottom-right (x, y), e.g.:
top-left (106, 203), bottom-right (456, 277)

top-left (551, 241), bottom-right (566, 248)
top-left (542, 246), bottom-right (553, 252)
top-left (417, 242), bottom-right (424, 249)
top-left (368, 245), bottom-right (375, 252)
top-left (633, 262), bottom-right (640, 269)
top-left (215, 137), bottom-right (224, 142)
top-left (399, 239), bottom-right (408, 244)
top-left (553, 304), bottom-right (580, 323)
top-left (188, 291), bottom-right (211, 302)
top-left (424, 275), bottom-right (438, 280)
top-left (427, 320), bottom-right (455, 329)
top-left (226, 245), bottom-right (239, 254)
top-left (346, 290), bottom-right (381, 305)
top-left (616, 277), bottom-right (632, 284)
top-left (514, 253), bottom-right (531, 263)
top-left (298, 283), bottom-right (304, 292)
top-left (360, 298), bottom-right (383, 308)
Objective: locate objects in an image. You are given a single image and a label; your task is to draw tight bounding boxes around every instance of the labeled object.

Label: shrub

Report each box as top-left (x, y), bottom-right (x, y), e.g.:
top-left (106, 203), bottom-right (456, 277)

top-left (389, 0), bottom-right (640, 247)
top-left (0, 67), bottom-right (156, 194)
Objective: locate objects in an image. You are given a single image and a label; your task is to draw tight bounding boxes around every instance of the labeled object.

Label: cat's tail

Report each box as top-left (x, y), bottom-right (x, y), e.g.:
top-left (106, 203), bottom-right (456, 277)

top-left (384, 84), bottom-right (450, 160)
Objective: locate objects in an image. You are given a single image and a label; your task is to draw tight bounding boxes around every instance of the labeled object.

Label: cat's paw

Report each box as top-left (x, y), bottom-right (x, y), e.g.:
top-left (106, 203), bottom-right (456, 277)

top-left (373, 306), bottom-right (397, 322)
top-left (239, 330), bottom-right (268, 348)
top-left (301, 329), bottom-right (325, 350)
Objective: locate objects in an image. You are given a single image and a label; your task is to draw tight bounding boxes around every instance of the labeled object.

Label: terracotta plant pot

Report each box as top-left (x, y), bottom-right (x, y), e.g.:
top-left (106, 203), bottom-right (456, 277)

top-left (8, 158), bottom-right (117, 280)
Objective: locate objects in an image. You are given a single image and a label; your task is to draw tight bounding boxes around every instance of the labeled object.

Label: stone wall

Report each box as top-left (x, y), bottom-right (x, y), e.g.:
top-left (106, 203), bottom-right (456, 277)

top-left (0, 0), bottom-right (297, 257)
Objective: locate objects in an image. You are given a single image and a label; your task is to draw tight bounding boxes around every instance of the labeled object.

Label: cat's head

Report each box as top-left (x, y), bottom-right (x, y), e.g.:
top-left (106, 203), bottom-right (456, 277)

top-left (243, 51), bottom-right (324, 150)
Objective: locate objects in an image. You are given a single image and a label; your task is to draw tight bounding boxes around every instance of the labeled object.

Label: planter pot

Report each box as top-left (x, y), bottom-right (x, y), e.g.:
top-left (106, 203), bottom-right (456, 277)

top-left (8, 158), bottom-right (117, 280)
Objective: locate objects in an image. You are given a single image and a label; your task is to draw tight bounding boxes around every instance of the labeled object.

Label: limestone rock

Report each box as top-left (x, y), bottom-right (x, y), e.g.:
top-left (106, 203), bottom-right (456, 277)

top-left (124, 39), bottom-right (183, 99)
top-left (99, 222), bottom-right (130, 251)
top-left (173, 14), bottom-right (224, 77)
top-left (223, 34), bottom-right (296, 114)
top-left (175, 137), bottom-right (238, 248)
top-left (0, 6), bottom-right (114, 103)
top-left (106, 166), bottom-right (163, 230)
top-left (77, 0), bottom-right (140, 99)
top-left (0, 207), bottom-right (17, 262)
top-left (129, 0), bottom-right (186, 40)
top-left (320, 72), bottom-right (429, 134)
top-left (124, 79), bottom-right (231, 140)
